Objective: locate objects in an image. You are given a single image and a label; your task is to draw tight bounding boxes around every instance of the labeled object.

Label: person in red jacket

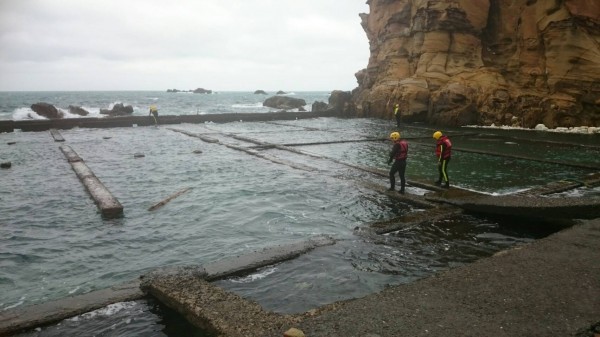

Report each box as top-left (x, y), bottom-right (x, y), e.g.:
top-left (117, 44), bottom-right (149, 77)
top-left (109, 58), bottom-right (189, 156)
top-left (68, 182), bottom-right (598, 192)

top-left (387, 131), bottom-right (408, 194)
top-left (433, 131), bottom-right (451, 188)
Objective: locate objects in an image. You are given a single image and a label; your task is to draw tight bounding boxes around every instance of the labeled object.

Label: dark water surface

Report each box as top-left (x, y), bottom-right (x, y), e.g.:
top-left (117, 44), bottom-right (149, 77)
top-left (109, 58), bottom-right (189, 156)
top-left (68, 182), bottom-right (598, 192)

top-left (1, 118), bottom-right (598, 336)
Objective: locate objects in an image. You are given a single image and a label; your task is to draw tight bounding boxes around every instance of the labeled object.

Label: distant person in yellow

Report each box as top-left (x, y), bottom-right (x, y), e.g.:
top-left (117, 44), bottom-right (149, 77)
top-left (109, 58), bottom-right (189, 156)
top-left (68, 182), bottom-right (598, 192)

top-left (394, 103), bottom-right (401, 128)
top-left (149, 105), bottom-right (158, 126)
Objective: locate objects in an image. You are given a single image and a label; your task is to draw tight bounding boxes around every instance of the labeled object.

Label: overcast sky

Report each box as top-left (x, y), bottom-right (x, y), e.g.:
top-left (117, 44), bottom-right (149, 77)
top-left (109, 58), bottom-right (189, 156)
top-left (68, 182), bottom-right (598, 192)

top-left (0, 0), bottom-right (369, 92)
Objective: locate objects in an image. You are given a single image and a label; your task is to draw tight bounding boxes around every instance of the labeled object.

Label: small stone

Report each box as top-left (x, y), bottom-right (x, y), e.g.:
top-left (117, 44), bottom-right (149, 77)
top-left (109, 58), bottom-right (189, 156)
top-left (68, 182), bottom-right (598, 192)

top-left (134, 153), bottom-right (145, 158)
top-left (7, 142), bottom-right (16, 145)
top-left (103, 137), bottom-right (111, 140)
top-left (1, 162), bottom-right (12, 169)
top-left (193, 149), bottom-right (203, 154)
top-left (283, 327), bottom-right (305, 337)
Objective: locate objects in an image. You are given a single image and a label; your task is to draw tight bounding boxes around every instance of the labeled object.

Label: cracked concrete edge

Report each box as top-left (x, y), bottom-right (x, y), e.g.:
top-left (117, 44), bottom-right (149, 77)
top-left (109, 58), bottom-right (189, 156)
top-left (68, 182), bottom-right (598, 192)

top-left (0, 235), bottom-right (335, 336)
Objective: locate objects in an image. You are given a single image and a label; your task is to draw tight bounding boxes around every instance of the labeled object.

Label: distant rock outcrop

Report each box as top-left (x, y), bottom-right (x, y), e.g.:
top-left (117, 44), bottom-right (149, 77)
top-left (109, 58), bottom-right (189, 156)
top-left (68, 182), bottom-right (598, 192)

top-left (311, 90), bottom-right (354, 116)
top-left (254, 90), bottom-right (268, 95)
top-left (276, 90), bottom-right (287, 95)
top-left (68, 105), bottom-right (89, 116)
top-left (193, 88), bottom-right (212, 94)
top-left (263, 96), bottom-right (306, 110)
top-left (31, 103), bottom-right (63, 119)
top-left (351, 0), bottom-right (600, 128)
top-left (312, 101), bottom-right (329, 112)
top-left (100, 103), bottom-right (134, 116)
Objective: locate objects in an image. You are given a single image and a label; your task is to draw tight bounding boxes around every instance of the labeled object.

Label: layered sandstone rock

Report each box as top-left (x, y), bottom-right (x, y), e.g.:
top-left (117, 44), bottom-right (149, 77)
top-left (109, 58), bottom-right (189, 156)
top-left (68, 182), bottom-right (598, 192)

top-left (352, 0), bottom-right (600, 128)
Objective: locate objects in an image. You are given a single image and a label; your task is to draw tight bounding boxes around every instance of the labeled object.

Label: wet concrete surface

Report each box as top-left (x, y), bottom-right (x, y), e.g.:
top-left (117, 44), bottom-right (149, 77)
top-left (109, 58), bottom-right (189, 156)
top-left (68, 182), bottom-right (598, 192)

top-left (426, 188), bottom-right (600, 219)
top-left (0, 281), bottom-right (143, 336)
top-left (0, 235), bottom-right (335, 336)
top-left (135, 218), bottom-right (600, 337)
top-left (287, 218), bottom-right (600, 336)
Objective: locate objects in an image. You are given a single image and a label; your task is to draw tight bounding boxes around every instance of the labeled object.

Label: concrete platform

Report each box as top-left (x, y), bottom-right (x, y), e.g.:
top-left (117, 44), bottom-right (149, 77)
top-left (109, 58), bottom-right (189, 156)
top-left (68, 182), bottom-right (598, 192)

top-left (426, 188), bottom-right (600, 219)
top-left (136, 219), bottom-right (600, 337)
top-left (292, 217), bottom-right (600, 337)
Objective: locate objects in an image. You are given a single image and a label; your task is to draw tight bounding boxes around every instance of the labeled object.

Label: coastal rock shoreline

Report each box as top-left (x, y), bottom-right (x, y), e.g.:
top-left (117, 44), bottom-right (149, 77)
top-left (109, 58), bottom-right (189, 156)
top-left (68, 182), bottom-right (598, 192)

top-left (350, 0), bottom-right (600, 129)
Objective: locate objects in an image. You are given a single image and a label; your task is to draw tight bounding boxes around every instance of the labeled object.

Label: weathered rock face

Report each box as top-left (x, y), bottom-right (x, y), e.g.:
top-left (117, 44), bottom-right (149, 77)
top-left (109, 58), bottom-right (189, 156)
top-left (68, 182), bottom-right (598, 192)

top-left (352, 0), bottom-right (600, 128)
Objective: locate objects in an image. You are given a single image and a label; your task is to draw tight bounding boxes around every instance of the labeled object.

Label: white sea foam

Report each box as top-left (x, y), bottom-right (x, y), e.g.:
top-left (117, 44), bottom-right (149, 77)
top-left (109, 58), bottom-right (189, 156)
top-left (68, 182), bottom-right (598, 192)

top-left (231, 102), bottom-right (263, 109)
top-left (230, 266), bottom-right (278, 283)
top-left (12, 108), bottom-right (45, 120)
top-left (68, 285), bottom-right (80, 294)
top-left (2, 296), bottom-right (26, 310)
top-left (464, 124), bottom-right (600, 134)
top-left (67, 301), bottom-right (139, 321)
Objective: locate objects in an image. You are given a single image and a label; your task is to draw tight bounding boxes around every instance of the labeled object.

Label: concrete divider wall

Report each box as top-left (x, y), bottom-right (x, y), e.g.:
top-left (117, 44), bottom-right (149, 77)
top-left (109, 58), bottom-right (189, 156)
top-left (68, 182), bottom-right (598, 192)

top-left (59, 146), bottom-right (123, 218)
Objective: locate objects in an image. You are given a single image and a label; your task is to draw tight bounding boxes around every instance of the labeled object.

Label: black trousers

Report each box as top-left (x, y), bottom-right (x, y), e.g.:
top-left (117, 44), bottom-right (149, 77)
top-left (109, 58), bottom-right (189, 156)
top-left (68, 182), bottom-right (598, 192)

top-left (389, 159), bottom-right (406, 191)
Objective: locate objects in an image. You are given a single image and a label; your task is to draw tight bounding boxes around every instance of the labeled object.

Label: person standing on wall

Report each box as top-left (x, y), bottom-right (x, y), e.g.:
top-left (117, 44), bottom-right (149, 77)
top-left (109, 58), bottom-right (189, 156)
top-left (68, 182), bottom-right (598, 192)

top-left (149, 105), bottom-right (159, 126)
top-left (394, 103), bottom-right (401, 128)
top-left (387, 131), bottom-right (408, 194)
top-left (433, 131), bottom-right (452, 188)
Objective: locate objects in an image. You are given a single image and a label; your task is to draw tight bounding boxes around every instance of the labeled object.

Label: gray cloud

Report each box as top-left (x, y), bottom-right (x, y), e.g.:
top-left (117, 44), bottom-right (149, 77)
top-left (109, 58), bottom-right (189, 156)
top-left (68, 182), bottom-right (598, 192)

top-left (0, 0), bottom-right (369, 91)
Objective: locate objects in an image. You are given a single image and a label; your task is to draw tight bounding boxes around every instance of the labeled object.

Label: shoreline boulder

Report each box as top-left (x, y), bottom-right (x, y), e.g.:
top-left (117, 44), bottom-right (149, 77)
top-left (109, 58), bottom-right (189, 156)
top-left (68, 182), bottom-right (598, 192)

top-left (263, 96), bottom-right (306, 110)
top-left (100, 103), bottom-right (134, 116)
top-left (68, 105), bottom-right (89, 116)
top-left (31, 103), bottom-right (63, 119)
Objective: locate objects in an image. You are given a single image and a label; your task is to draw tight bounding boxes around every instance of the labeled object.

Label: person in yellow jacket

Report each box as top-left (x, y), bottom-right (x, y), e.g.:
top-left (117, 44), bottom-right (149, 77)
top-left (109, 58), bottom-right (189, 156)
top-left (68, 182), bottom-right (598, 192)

top-left (149, 105), bottom-right (159, 126)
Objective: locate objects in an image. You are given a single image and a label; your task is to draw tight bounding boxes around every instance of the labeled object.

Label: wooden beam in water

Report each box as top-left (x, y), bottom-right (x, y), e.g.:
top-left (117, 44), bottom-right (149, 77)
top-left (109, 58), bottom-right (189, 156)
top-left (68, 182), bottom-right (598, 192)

top-left (148, 187), bottom-right (192, 211)
top-left (59, 145), bottom-right (123, 218)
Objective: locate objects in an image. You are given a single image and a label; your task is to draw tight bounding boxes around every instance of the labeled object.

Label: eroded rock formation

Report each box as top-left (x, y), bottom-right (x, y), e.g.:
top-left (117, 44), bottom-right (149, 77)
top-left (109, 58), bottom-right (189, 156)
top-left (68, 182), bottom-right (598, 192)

top-left (352, 0), bottom-right (600, 128)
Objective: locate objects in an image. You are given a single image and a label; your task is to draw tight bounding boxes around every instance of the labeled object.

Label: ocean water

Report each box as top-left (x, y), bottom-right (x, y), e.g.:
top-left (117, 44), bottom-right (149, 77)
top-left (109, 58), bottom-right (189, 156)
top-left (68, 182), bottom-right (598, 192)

top-left (0, 91), bottom-right (331, 120)
top-left (1, 91), bottom-right (599, 336)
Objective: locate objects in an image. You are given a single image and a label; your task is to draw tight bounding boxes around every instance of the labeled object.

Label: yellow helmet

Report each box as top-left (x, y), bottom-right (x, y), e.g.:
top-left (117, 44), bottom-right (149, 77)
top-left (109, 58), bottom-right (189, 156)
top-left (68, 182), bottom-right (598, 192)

top-left (389, 132), bottom-right (400, 141)
top-left (433, 131), bottom-right (442, 140)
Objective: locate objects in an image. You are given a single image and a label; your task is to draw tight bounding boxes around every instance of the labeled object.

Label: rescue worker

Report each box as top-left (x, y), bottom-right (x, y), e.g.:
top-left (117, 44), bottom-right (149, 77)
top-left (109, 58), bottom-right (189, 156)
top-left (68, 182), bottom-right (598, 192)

top-left (149, 105), bottom-right (159, 126)
top-left (387, 131), bottom-right (408, 194)
top-left (393, 103), bottom-right (401, 128)
top-left (433, 130), bottom-right (452, 188)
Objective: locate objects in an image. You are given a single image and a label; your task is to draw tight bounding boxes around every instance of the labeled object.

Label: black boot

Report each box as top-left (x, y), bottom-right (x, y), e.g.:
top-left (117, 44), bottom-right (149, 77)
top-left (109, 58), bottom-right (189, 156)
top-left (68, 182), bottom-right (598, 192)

top-left (443, 181), bottom-right (450, 189)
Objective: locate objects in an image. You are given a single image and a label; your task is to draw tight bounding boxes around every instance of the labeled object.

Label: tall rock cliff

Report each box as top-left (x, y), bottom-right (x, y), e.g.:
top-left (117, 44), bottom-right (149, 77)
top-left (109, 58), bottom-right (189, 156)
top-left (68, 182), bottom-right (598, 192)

top-left (352, 0), bottom-right (600, 128)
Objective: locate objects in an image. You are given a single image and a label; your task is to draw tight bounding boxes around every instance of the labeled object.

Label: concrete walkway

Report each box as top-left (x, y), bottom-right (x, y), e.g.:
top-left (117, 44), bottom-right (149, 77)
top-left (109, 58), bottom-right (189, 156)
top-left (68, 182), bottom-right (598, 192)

top-left (139, 218), bottom-right (600, 337)
top-left (292, 218), bottom-right (600, 337)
